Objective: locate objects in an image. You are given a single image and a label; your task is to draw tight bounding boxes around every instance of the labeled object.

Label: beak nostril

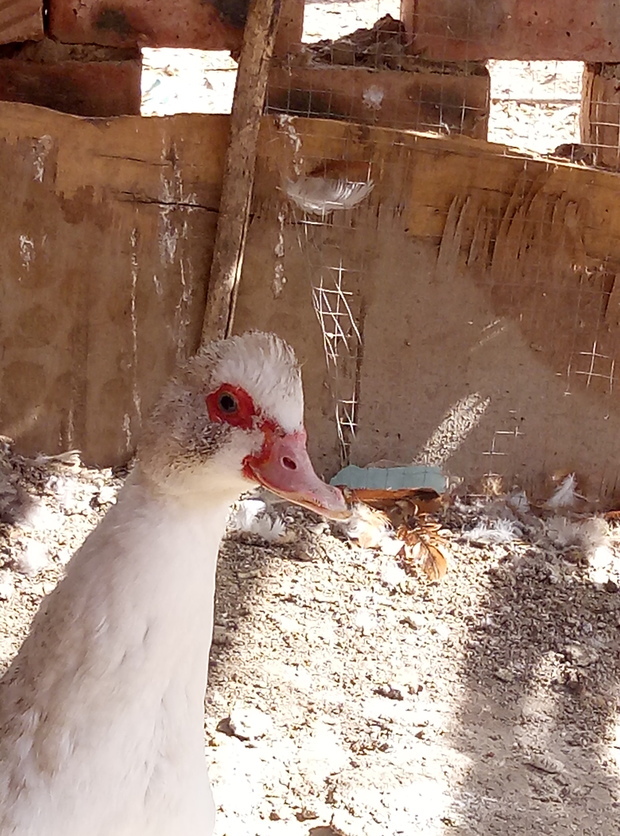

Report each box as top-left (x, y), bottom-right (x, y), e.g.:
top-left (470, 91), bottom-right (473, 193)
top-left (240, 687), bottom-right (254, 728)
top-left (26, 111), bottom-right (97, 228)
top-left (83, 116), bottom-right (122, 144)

top-left (282, 456), bottom-right (297, 471)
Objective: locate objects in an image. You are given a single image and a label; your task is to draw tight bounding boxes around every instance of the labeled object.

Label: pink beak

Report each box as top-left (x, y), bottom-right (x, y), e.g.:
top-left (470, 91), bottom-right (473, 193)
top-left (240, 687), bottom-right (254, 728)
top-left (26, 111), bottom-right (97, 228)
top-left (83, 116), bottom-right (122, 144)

top-left (244, 431), bottom-right (350, 521)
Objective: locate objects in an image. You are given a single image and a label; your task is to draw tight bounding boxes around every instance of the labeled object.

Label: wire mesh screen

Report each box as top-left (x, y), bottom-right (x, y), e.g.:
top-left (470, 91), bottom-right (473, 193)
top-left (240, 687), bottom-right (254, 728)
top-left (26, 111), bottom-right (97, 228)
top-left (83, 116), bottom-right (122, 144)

top-left (140, 0), bottom-right (620, 498)
top-left (283, 167), bottom-right (370, 466)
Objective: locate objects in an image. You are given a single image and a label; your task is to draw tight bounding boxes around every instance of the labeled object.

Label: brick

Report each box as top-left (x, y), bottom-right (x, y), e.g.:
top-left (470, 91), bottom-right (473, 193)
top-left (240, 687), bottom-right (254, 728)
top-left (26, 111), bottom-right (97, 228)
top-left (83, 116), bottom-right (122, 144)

top-left (405, 0), bottom-right (620, 62)
top-left (49, 0), bottom-right (244, 50)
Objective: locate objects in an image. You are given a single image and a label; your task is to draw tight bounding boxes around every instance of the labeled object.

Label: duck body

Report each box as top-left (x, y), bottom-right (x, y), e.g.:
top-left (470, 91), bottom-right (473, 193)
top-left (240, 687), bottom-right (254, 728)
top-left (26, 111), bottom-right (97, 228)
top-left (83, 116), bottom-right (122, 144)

top-left (0, 333), bottom-right (348, 835)
top-left (0, 478), bottom-right (232, 835)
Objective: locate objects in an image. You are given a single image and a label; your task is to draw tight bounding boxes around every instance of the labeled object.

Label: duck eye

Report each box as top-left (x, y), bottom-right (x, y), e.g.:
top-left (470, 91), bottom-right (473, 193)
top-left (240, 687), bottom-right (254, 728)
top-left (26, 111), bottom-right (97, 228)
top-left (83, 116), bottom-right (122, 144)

top-left (218, 392), bottom-right (238, 414)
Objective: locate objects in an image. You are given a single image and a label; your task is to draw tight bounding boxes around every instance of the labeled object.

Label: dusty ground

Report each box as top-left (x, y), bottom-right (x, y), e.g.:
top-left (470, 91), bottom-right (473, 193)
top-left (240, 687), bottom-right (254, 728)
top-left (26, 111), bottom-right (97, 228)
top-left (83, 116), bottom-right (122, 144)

top-left (2, 446), bottom-right (620, 836)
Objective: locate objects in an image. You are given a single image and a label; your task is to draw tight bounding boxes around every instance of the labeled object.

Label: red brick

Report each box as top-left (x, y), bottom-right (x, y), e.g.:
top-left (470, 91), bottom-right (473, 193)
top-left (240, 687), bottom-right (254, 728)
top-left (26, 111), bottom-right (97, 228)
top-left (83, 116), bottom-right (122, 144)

top-left (405, 0), bottom-right (620, 61)
top-left (0, 0), bottom-right (43, 45)
top-left (49, 0), bottom-right (244, 50)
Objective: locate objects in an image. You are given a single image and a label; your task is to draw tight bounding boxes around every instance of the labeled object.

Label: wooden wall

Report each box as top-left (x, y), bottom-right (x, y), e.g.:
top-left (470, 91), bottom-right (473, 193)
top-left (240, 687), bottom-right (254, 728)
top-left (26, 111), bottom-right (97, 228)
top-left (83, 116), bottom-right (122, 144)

top-left (0, 104), bottom-right (226, 462)
top-left (4, 104), bottom-right (620, 499)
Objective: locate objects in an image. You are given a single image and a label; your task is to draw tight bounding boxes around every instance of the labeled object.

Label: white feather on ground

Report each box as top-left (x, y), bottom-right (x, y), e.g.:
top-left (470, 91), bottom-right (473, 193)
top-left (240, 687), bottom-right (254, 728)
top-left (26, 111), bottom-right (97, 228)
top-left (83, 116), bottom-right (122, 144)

top-left (544, 515), bottom-right (618, 584)
top-left (11, 538), bottom-right (50, 577)
top-left (229, 499), bottom-right (288, 543)
top-left (545, 473), bottom-right (580, 510)
top-left (461, 518), bottom-right (523, 544)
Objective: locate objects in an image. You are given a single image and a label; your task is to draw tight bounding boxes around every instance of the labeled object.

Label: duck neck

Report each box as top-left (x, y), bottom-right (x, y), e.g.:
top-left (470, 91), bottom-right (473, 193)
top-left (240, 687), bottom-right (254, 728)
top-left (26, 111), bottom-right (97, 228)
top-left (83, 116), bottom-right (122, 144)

top-left (5, 474), bottom-right (237, 758)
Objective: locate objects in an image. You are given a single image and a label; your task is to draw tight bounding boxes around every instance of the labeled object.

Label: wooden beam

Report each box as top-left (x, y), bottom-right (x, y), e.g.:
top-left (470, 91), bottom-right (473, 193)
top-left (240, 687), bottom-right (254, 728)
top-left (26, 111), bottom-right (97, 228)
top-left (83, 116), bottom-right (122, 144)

top-left (201, 0), bottom-right (281, 343)
top-left (405, 0), bottom-right (620, 62)
top-left (273, 0), bottom-right (303, 57)
top-left (267, 64), bottom-right (489, 138)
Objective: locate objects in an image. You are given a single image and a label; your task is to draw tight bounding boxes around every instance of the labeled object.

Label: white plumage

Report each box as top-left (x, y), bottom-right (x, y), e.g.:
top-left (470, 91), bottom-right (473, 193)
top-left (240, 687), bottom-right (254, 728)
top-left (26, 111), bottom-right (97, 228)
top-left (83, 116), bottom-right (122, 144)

top-left (0, 332), bottom-right (347, 835)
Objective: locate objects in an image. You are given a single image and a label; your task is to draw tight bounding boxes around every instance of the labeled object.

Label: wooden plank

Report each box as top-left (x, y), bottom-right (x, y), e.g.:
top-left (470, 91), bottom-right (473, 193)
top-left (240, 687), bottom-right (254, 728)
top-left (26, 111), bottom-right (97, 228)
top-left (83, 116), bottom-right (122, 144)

top-left (49, 0), bottom-right (243, 50)
top-left (0, 56), bottom-right (141, 116)
top-left (0, 103), bottom-right (228, 466)
top-left (0, 0), bottom-right (43, 45)
top-left (233, 116), bottom-right (620, 495)
top-left (267, 64), bottom-right (489, 138)
top-left (405, 0), bottom-right (620, 61)
top-left (201, 0), bottom-right (281, 342)
top-left (273, 0), bottom-right (303, 56)
top-left (581, 63), bottom-right (620, 171)
top-left (5, 105), bottom-right (620, 495)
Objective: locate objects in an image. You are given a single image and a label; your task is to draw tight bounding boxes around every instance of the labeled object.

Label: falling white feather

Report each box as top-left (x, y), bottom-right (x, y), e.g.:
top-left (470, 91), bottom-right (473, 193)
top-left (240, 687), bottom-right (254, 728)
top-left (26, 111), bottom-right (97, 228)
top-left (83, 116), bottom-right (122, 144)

top-left (283, 176), bottom-right (374, 215)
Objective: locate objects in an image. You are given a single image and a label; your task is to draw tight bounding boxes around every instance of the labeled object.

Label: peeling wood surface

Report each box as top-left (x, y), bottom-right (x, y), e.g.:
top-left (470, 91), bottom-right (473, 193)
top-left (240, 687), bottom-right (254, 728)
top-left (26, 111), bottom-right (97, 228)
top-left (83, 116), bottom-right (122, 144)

top-left (0, 0), bottom-right (43, 45)
top-left (0, 104), bottom-right (227, 465)
top-left (273, 0), bottom-right (303, 56)
top-left (405, 0), bottom-right (620, 61)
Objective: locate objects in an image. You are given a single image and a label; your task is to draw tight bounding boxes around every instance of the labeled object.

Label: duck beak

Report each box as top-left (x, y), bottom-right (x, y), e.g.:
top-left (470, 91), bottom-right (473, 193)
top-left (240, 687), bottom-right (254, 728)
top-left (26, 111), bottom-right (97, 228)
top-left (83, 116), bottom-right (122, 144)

top-left (244, 430), bottom-right (350, 521)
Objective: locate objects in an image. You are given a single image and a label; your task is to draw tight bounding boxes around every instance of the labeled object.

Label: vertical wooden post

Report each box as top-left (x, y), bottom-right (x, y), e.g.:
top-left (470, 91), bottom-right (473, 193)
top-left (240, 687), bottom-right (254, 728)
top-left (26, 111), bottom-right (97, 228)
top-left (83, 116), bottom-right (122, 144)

top-left (273, 0), bottom-right (304, 57)
top-left (201, 0), bottom-right (282, 344)
top-left (581, 63), bottom-right (620, 170)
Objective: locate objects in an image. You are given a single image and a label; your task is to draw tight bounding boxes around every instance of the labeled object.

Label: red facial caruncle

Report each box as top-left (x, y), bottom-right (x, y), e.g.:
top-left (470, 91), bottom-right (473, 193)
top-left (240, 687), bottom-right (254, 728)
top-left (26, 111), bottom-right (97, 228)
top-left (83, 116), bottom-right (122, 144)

top-left (206, 384), bottom-right (260, 431)
top-left (205, 383), bottom-right (349, 520)
top-left (205, 383), bottom-right (279, 474)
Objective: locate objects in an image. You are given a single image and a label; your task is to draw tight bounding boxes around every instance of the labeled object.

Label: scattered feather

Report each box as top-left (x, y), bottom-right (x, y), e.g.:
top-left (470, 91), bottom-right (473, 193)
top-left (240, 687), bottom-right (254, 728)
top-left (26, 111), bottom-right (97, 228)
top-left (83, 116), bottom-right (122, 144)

top-left (462, 518), bottom-right (522, 545)
top-left (249, 514), bottom-right (287, 543)
top-left (12, 538), bottom-right (50, 577)
top-left (578, 517), bottom-right (612, 553)
top-left (507, 490), bottom-right (530, 514)
top-left (0, 569), bottom-right (14, 601)
top-left (544, 514), bottom-right (617, 582)
top-left (229, 499), bottom-right (267, 533)
top-left (229, 499), bottom-right (288, 543)
top-left (544, 516), bottom-right (582, 547)
top-left (380, 558), bottom-right (407, 589)
top-left (378, 534), bottom-right (407, 557)
top-left (545, 473), bottom-right (581, 510)
top-left (33, 449), bottom-right (82, 469)
top-left (21, 500), bottom-right (61, 531)
top-left (343, 503), bottom-right (391, 549)
top-left (396, 516), bottom-right (450, 580)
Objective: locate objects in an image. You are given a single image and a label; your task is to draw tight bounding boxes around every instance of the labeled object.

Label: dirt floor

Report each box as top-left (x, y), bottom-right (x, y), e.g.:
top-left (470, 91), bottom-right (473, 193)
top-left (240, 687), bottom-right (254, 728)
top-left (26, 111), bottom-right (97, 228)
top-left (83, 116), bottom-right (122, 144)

top-left (1, 445), bottom-right (620, 836)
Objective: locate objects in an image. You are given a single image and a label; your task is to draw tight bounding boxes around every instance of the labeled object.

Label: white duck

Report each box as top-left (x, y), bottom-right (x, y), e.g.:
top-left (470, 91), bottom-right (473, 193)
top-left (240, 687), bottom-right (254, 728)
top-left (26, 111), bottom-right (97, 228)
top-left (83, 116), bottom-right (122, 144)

top-left (0, 331), bottom-right (348, 836)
